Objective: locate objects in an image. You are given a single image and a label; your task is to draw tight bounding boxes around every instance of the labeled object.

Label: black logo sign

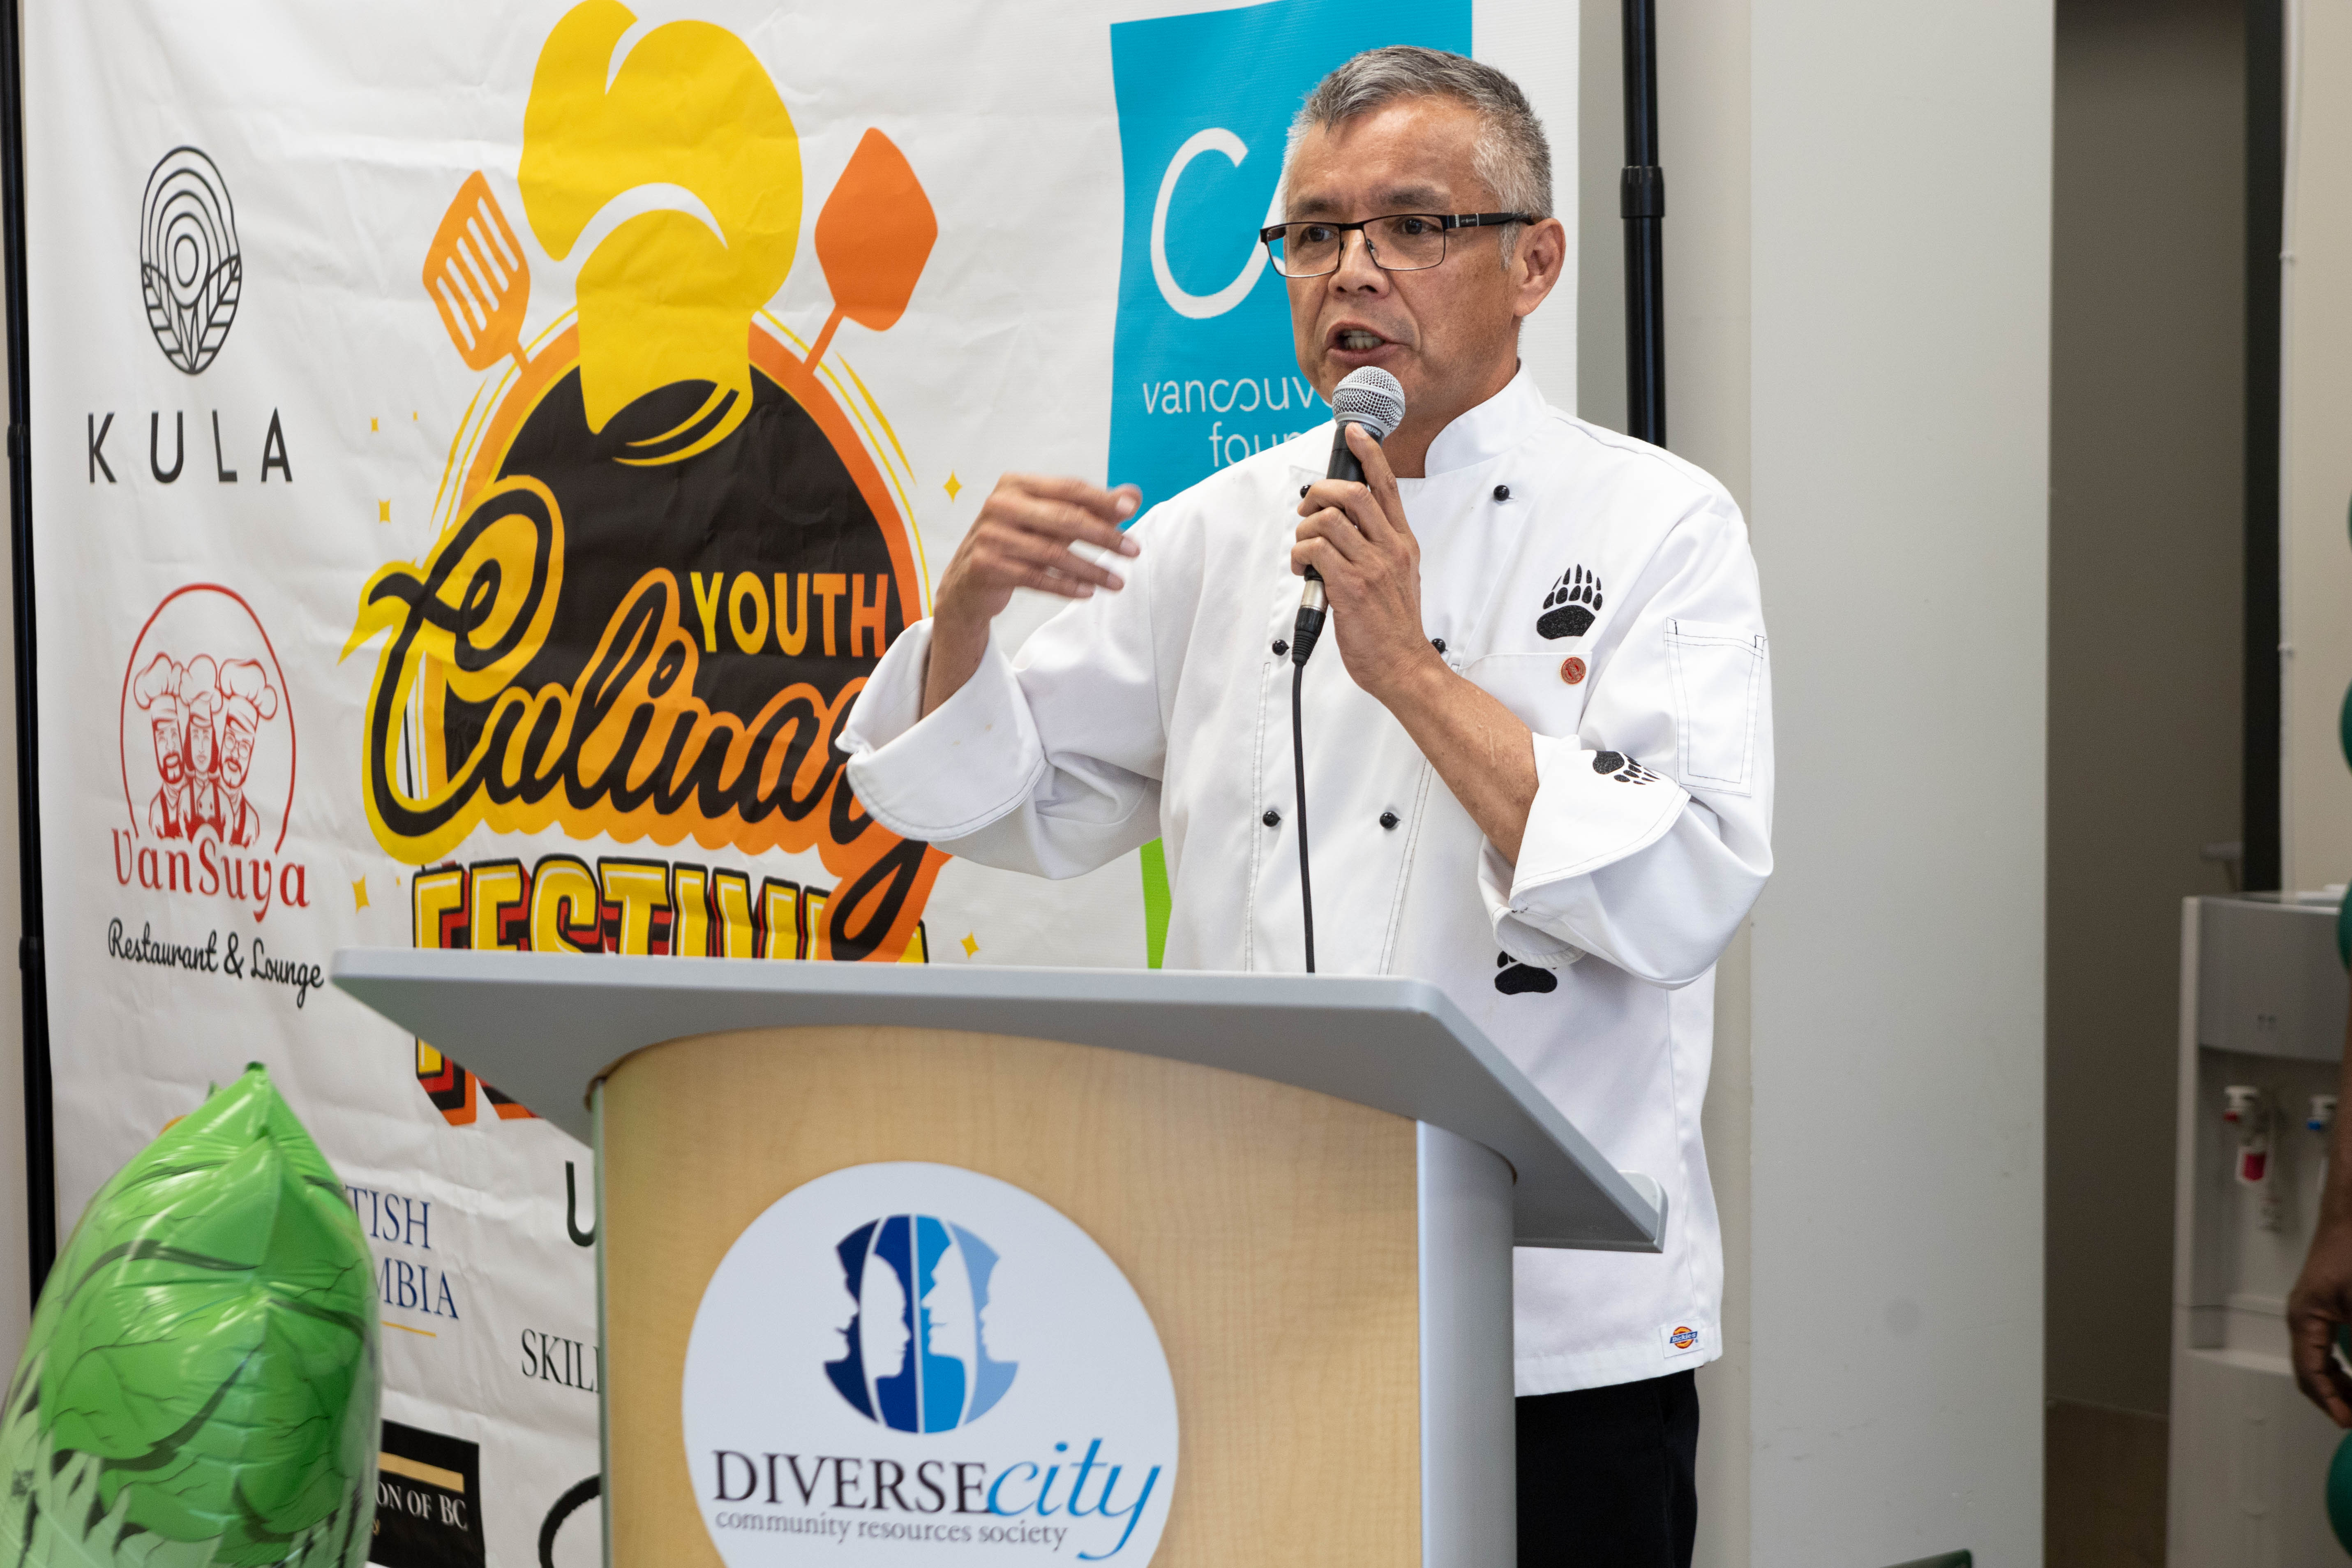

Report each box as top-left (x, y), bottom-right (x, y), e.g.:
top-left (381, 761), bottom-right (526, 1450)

top-left (373, 1420), bottom-right (486, 1568)
top-left (139, 147), bottom-right (241, 375)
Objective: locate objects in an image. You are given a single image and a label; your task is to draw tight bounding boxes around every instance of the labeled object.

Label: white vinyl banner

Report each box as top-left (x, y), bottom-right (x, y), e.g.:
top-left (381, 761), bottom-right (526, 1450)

top-left (21, 2), bottom-right (1572, 1563)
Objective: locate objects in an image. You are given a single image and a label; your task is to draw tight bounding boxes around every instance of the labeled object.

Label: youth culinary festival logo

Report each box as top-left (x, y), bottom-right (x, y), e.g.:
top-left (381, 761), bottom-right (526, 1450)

top-left (344, 1), bottom-right (949, 1118)
top-left (685, 1164), bottom-right (1177, 1564)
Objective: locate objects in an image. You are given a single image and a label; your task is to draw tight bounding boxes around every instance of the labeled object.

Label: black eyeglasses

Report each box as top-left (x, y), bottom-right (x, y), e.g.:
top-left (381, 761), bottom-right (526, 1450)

top-left (1258, 212), bottom-right (1537, 277)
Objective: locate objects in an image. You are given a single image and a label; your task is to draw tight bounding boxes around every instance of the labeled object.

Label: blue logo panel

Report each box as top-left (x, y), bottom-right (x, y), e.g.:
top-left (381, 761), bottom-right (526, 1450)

top-left (825, 1214), bottom-right (1020, 1433)
top-left (1107, 0), bottom-right (1470, 510)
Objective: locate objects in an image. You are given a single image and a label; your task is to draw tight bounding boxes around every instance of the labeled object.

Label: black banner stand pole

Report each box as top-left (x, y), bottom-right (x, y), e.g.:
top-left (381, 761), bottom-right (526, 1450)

top-left (2243, 0), bottom-right (2283, 892)
top-left (0, 0), bottom-right (55, 1300)
top-left (1622, 0), bottom-right (1667, 448)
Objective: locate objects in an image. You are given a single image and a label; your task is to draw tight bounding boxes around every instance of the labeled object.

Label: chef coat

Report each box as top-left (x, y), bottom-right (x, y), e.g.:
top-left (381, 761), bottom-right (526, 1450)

top-left (840, 367), bottom-right (1773, 1395)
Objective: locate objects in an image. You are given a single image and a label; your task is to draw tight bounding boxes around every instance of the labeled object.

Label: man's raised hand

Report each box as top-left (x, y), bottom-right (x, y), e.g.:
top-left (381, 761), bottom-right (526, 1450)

top-left (922, 474), bottom-right (1141, 718)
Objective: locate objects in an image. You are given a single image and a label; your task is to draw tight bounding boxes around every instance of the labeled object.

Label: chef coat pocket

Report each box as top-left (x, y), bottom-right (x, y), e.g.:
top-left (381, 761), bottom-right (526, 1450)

top-left (1665, 619), bottom-right (1765, 794)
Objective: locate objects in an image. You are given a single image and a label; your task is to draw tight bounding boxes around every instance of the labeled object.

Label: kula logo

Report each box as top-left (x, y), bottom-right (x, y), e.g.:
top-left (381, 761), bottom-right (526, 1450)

top-left (826, 1215), bottom-right (1016, 1434)
top-left (139, 147), bottom-right (241, 375)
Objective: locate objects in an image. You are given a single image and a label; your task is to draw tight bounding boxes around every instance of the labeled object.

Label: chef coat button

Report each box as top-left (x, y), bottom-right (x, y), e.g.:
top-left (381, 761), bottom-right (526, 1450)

top-left (1493, 484), bottom-right (1511, 502)
top-left (1272, 639), bottom-right (1288, 657)
top-left (1263, 808), bottom-right (1281, 827)
top-left (1380, 810), bottom-right (1400, 830)
top-left (1561, 656), bottom-right (1587, 685)
top-left (1430, 637), bottom-right (1447, 655)
top-left (1300, 485), bottom-right (1310, 498)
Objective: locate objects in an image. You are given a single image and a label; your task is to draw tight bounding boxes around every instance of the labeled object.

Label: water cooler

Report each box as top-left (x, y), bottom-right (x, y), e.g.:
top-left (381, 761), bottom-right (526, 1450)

top-left (2168, 892), bottom-right (2351, 1562)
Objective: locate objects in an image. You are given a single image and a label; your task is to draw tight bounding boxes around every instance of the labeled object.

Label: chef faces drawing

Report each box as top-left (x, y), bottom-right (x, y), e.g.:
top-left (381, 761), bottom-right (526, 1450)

top-left (132, 652), bottom-right (281, 845)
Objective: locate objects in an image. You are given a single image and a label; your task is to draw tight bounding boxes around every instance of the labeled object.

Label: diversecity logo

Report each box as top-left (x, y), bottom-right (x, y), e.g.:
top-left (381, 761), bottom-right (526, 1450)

top-left (685, 1163), bottom-right (1178, 1563)
top-left (1104, 0), bottom-right (1467, 508)
top-left (139, 148), bottom-right (241, 375)
top-left (825, 1216), bottom-right (1017, 1433)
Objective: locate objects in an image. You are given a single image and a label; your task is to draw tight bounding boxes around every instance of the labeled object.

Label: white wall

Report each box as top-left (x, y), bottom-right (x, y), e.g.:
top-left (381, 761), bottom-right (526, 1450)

top-left (1748, 4), bottom-right (2052, 1567)
top-left (2283, 0), bottom-right (2352, 891)
top-left (1586, 0), bottom-right (2052, 1560)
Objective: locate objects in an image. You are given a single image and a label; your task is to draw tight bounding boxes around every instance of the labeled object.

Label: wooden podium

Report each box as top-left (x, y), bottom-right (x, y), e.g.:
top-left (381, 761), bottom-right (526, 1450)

top-left (332, 951), bottom-right (1662, 1568)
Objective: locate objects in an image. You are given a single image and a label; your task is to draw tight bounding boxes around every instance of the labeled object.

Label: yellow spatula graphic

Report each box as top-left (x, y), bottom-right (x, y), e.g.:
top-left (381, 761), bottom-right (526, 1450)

top-left (424, 171), bottom-right (532, 373)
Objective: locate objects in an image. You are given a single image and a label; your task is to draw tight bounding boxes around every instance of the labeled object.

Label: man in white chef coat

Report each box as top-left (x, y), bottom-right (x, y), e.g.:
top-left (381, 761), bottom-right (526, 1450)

top-left (841, 46), bottom-right (1772, 1568)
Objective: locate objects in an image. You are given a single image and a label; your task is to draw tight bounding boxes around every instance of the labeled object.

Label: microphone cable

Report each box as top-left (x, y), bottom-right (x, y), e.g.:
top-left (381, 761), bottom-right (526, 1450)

top-left (1286, 366), bottom-right (1403, 978)
top-left (1291, 572), bottom-right (1326, 974)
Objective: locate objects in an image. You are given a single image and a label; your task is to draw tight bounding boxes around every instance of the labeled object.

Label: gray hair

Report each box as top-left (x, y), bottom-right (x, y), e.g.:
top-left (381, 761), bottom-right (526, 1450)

top-left (1288, 46), bottom-right (1553, 266)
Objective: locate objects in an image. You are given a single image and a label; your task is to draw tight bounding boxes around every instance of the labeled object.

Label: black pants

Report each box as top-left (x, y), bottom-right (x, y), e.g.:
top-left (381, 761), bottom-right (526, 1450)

top-left (1516, 1371), bottom-right (1699, 1567)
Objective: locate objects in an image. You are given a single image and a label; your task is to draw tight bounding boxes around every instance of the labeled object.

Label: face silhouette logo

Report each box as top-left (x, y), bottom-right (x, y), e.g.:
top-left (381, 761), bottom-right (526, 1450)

top-left (824, 1215), bottom-right (1016, 1433)
top-left (140, 147), bottom-right (242, 375)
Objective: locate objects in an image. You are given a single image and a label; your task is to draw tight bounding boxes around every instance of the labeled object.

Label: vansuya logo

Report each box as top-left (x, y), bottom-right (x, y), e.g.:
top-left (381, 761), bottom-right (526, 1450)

top-left (139, 147), bottom-right (242, 375)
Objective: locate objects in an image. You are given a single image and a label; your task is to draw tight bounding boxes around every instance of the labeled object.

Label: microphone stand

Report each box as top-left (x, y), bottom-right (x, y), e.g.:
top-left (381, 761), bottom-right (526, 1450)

top-left (1622, 0), bottom-right (1667, 448)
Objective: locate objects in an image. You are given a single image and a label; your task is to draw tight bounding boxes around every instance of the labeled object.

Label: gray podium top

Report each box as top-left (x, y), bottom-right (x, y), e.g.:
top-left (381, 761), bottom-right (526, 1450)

top-left (329, 949), bottom-right (1663, 1252)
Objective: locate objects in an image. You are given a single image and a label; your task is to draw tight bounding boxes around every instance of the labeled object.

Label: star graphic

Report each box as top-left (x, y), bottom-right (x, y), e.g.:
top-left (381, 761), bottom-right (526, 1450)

top-left (944, 472), bottom-right (963, 502)
top-left (960, 932), bottom-right (979, 958)
top-left (352, 877), bottom-right (370, 912)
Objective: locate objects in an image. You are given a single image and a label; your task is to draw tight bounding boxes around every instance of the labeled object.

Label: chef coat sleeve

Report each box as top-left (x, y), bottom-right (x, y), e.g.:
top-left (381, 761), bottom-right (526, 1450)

top-left (839, 536), bottom-right (1168, 881)
top-left (1481, 492), bottom-right (1774, 986)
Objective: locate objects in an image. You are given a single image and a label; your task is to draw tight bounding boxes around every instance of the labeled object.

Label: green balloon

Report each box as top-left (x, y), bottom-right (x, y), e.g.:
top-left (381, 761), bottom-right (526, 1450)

top-left (2340, 679), bottom-right (2352, 775)
top-left (0, 1064), bottom-right (379, 1566)
top-left (2331, 1430), bottom-right (2352, 1554)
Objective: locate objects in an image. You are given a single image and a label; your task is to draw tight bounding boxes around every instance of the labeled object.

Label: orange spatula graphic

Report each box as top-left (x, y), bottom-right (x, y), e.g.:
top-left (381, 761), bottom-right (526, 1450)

top-left (424, 171), bottom-right (533, 373)
top-left (806, 129), bottom-right (937, 367)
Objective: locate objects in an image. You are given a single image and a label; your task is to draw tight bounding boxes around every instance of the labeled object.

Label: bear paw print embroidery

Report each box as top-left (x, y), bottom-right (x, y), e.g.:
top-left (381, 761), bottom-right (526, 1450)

top-left (1592, 750), bottom-right (1660, 785)
top-left (1537, 565), bottom-right (1603, 640)
top-left (1495, 951), bottom-right (1559, 995)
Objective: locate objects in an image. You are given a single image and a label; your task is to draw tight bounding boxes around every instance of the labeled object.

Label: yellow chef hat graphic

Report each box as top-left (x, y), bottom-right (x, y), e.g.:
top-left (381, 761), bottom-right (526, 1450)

top-left (519, 0), bottom-right (800, 461)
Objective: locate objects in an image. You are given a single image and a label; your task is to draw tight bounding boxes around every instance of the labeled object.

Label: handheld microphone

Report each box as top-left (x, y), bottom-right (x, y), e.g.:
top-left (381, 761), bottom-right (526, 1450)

top-left (1288, 366), bottom-right (1406, 975)
top-left (1293, 366), bottom-right (1408, 667)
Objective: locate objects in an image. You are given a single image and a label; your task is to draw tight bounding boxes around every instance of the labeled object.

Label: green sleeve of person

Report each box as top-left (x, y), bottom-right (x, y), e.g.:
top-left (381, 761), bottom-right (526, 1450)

top-left (0, 1064), bottom-right (379, 1567)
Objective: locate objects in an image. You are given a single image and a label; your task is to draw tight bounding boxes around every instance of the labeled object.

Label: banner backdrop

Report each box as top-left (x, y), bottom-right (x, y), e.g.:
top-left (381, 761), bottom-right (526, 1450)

top-left (22, 2), bottom-right (1572, 1562)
